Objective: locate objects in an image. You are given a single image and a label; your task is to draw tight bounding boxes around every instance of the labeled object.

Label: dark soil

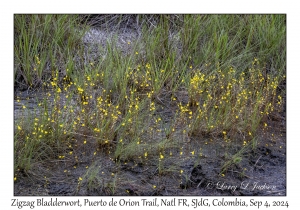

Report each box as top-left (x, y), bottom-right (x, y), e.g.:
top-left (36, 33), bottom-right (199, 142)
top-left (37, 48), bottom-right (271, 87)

top-left (14, 90), bottom-right (286, 196)
top-left (14, 136), bottom-right (286, 196)
top-left (13, 22), bottom-right (286, 196)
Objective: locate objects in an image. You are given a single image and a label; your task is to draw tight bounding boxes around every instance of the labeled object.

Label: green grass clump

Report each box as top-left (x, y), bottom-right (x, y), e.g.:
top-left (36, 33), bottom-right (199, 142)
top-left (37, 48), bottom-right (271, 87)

top-left (14, 14), bottom-right (88, 89)
top-left (14, 14), bottom-right (285, 194)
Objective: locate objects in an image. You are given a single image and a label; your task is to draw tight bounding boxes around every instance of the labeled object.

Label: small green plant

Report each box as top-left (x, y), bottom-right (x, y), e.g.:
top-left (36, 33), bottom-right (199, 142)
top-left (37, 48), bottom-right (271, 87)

top-left (220, 145), bottom-right (247, 175)
top-left (82, 162), bottom-right (104, 192)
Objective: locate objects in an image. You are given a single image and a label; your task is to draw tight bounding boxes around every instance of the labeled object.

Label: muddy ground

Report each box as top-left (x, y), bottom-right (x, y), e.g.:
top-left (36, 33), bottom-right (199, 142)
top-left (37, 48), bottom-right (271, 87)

top-left (14, 131), bottom-right (286, 196)
top-left (14, 90), bottom-right (286, 196)
top-left (14, 22), bottom-right (286, 196)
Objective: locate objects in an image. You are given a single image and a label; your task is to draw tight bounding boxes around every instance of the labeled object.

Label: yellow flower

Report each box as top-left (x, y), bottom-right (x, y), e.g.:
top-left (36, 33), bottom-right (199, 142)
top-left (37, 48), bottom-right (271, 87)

top-left (153, 185), bottom-right (156, 189)
top-left (78, 177), bottom-right (82, 181)
top-left (191, 151), bottom-right (195, 155)
top-left (17, 126), bottom-right (22, 130)
top-left (160, 154), bottom-right (164, 159)
top-left (83, 140), bottom-right (86, 144)
top-left (14, 177), bottom-right (17, 181)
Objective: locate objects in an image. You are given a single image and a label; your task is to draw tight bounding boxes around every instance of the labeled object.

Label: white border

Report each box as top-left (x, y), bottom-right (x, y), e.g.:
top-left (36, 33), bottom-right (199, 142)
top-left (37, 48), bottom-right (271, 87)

top-left (2, 0), bottom-right (299, 209)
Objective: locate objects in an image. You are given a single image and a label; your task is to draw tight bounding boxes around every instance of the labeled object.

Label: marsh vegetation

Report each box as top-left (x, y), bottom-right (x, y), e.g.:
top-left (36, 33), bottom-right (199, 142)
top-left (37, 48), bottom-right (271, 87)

top-left (14, 14), bottom-right (286, 195)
